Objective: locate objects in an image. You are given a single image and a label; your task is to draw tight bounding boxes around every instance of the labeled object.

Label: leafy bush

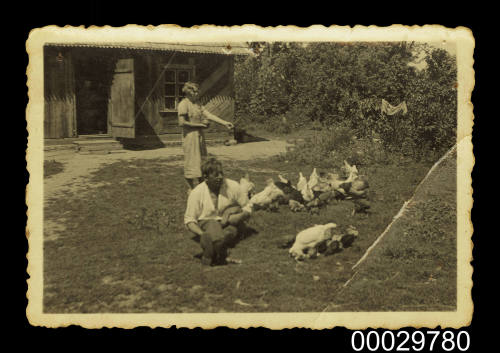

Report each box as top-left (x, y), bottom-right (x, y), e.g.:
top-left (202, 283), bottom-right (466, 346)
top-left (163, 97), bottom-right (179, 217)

top-left (235, 42), bottom-right (457, 158)
top-left (256, 115), bottom-right (290, 134)
top-left (284, 125), bottom-right (359, 168)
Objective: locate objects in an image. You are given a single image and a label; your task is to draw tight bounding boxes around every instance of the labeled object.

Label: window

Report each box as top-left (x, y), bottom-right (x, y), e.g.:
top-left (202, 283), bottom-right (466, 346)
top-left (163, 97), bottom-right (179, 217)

top-left (164, 68), bottom-right (193, 110)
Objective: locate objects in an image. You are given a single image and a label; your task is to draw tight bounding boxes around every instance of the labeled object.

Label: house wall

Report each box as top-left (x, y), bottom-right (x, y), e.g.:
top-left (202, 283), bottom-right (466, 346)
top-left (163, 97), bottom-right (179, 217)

top-left (194, 54), bottom-right (235, 134)
top-left (133, 52), bottom-right (169, 136)
top-left (44, 47), bottom-right (76, 138)
top-left (44, 47), bottom-right (238, 139)
top-left (44, 46), bottom-right (117, 138)
top-left (134, 52), bottom-right (235, 135)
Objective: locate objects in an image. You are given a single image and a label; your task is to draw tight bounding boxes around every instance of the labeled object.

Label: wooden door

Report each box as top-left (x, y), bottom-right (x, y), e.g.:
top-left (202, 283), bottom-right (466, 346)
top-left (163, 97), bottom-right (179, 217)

top-left (109, 58), bottom-right (135, 138)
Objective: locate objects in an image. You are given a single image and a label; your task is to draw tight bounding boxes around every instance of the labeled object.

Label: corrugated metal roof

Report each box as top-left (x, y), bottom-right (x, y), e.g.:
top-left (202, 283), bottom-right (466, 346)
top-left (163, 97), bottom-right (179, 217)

top-left (45, 42), bottom-right (254, 55)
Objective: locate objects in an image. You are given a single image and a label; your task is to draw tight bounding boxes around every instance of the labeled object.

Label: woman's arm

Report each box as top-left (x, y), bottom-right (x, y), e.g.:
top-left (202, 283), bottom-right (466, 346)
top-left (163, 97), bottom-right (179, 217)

top-left (179, 114), bottom-right (207, 128)
top-left (202, 109), bottom-right (234, 129)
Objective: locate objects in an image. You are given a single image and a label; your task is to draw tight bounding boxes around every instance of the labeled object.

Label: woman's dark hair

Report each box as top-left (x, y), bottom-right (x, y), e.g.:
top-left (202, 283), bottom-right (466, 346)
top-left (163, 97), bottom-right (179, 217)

top-left (202, 157), bottom-right (223, 178)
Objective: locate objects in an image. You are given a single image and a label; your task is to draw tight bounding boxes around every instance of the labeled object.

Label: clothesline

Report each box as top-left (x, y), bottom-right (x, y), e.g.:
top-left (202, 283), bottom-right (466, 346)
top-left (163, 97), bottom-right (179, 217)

top-left (381, 99), bottom-right (408, 116)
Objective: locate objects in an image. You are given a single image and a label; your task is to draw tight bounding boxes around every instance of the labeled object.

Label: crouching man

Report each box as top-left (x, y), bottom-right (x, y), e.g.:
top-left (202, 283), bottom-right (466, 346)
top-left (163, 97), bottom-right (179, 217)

top-left (184, 157), bottom-right (252, 266)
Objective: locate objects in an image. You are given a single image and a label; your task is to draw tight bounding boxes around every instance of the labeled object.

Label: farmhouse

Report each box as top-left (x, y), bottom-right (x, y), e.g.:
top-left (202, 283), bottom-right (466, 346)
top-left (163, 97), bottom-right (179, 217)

top-left (43, 42), bottom-right (253, 143)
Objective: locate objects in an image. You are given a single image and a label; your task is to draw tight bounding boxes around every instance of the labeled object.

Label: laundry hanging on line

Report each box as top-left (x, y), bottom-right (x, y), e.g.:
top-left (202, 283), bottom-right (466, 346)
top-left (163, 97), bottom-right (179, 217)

top-left (381, 99), bottom-right (408, 116)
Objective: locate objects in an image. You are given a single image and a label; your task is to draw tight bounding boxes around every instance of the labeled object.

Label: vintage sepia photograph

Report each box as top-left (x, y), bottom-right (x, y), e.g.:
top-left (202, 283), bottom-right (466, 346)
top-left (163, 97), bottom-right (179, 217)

top-left (26, 26), bottom-right (474, 329)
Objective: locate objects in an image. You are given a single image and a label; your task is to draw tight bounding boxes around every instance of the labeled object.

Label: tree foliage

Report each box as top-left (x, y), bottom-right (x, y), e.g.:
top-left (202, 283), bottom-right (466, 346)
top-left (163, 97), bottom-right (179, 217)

top-left (234, 42), bottom-right (457, 156)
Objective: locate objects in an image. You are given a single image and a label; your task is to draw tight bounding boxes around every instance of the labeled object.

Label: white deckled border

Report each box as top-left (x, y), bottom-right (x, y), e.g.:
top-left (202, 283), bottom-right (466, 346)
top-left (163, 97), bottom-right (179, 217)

top-left (26, 24), bottom-right (474, 330)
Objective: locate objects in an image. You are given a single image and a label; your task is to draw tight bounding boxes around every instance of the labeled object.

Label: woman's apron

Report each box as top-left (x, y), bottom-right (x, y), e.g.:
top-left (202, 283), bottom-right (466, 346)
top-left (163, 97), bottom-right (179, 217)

top-left (182, 99), bottom-right (207, 179)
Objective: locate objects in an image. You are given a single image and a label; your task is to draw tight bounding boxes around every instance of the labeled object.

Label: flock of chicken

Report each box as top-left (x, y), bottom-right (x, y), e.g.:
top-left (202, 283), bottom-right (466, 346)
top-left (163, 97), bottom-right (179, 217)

top-left (240, 160), bottom-right (370, 216)
top-left (236, 161), bottom-right (371, 261)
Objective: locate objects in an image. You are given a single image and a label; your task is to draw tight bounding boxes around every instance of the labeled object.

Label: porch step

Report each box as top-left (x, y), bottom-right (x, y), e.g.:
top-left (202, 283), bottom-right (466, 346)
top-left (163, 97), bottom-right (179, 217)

top-left (73, 139), bottom-right (124, 152)
top-left (77, 134), bottom-right (113, 140)
top-left (44, 144), bottom-right (78, 152)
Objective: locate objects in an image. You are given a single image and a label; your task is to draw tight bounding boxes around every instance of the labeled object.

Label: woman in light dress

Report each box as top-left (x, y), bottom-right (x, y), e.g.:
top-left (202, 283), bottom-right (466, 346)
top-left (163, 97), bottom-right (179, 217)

top-left (178, 82), bottom-right (234, 192)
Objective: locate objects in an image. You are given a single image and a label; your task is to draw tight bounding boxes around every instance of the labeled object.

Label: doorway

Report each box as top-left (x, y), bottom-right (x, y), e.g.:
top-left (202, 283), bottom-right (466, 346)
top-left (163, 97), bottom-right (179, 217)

top-left (74, 55), bottom-right (112, 135)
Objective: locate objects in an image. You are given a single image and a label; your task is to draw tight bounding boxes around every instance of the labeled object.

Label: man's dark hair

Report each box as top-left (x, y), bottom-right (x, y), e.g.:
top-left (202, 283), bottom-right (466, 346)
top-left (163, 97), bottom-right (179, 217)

top-left (202, 158), bottom-right (223, 178)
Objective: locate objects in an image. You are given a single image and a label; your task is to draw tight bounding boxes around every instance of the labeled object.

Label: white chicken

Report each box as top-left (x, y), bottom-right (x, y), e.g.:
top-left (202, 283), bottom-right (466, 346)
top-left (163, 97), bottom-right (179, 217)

top-left (301, 184), bottom-right (314, 202)
top-left (338, 161), bottom-right (369, 198)
top-left (325, 161), bottom-right (364, 197)
top-left (312, 181), bottom-right (331, 193)
top-left (297, 172), bottom-right (307, 191)
top-left (297, 172), bottom-right (315, 202)
top-left (326, 173), bottom-right (344, 190)
top-left (239, 173), bottom-right (255, 205)
top-left (308, 168), bottom-right (319, 190)
top-left (289, 223), bottom-right (337, 260)
top-left (247, 179), bottom-right (285, 210)
top-left (289, 199), bottom-right (306, 212)
top-left (302, 186), bottom-right (314, 202)
top-left (345, 176), bottom-right (369, 198)
top-left (343, 160), bottom-right (359, 183)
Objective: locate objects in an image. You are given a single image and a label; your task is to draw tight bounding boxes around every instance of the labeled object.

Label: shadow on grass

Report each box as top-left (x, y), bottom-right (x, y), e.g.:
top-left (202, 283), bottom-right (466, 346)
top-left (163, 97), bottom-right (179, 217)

top-left (118, 136), bottom-right (166, 151)
top-left (237, 223), bottom-right (259, 240)
top-left (234, 127), bottom-right (269, 144)
top-left (44, 160), bottom-right (64, 178)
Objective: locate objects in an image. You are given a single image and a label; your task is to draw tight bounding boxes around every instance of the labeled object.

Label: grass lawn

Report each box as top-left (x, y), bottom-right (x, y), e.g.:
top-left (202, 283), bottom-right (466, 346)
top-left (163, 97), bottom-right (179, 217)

top-left (331, 149), bottom-right (457, 311)
top-left (43, 155), bottom-right (436, 313)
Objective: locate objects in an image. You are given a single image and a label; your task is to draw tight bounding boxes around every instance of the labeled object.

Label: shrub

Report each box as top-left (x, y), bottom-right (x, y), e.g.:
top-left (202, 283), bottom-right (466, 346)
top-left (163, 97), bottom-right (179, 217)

top-left (284, 124), bottom-right (357, 168)
top-left (260, 115), bottom-right (292, 134)
top-left (235, 42), bottom-right (457, 159)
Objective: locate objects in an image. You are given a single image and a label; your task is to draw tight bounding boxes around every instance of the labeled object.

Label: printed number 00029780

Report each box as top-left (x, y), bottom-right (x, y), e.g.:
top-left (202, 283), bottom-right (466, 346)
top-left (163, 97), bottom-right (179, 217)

top-left (351, 330), bottom-right (470, 352)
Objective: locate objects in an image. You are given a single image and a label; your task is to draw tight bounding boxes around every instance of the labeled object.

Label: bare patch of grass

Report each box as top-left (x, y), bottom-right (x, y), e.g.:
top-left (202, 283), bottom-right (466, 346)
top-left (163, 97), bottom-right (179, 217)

top-left (44, 160), bottom-right (64, 178)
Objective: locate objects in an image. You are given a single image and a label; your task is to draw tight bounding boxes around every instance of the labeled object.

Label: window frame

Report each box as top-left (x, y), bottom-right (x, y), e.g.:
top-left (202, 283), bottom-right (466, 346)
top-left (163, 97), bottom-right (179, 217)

top-left (162, 64), bottom-right (195, 112)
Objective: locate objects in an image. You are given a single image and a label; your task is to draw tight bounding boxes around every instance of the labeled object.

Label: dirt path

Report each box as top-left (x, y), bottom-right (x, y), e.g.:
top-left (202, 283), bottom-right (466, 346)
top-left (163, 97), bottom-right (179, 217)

top-left (44, 140), bottom-right (291, 201)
